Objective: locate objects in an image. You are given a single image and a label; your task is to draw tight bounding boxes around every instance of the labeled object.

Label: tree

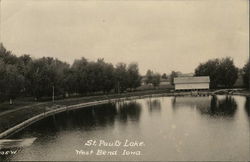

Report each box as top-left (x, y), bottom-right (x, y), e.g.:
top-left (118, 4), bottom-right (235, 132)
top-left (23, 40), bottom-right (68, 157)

top-left (26, 57), bottom-right (69, 100)
top-left (0, 43), bottom-right (19, 65)
top-left (62, 68), bottom-right (78, 95)
top-left (101, 61), bottom-right (116, 93)
top-left (0, 44), bottom-right (25, 104)
top-left (170, 71), bottom-right (178, 86)
top-left (0, 59), bottom-right (6, 101)
top-left (0, 43), bottom-right (144, 102)
top-left (151, 73), bottom-right (161, 88)
top-left (217, 58), bottom-right (238, 88)
top-left (70, 58), bottom-right (116, 94)
top-left (17, 54), bottom-right (32, 96)
top-left (4, 65), bottom-right (25, 104)
top-left (85, 59), bottom-right (112, 93)
top-left (115, 63), bottom-right (129, 93)
top-left (127, 63), bottom-right (141, 91)
top-left (195, 57), bottom-right (238, 88)
top-left (145, 70), bottom-right (161, 88)
top-left (162, 73), bottom-right (167, 79)
top-left (51, 58), bottom-right (70, 96)
top-left (145, 70), bottom-right (153, 84)
top-left (27, 58), bottom-right (51, 99)
top-left (243, 61), bottom-right (250, 89)
top-left (71, 57), bottom-right (89, 94)
top-left (195, 59), bottom-right (219, 88)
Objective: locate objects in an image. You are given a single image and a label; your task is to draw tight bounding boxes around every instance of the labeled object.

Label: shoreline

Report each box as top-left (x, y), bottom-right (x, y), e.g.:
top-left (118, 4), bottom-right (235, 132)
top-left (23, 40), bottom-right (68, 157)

top-left (0, 89), bottom-right (249, 139)
top-left (0, 92), bottom-right (171, 139)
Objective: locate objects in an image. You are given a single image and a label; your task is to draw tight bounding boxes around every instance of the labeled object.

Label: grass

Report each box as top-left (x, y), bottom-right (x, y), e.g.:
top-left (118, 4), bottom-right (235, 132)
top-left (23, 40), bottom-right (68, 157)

top-left (0, 100), bottom-right (35, 113)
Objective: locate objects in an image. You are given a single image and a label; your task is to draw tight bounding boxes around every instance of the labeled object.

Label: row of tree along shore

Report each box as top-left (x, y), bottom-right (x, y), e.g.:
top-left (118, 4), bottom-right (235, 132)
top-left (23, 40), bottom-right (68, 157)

top-left (0, 44), bottom-right (142, 104)
top-left (0, 43), bottom-right (249, 104)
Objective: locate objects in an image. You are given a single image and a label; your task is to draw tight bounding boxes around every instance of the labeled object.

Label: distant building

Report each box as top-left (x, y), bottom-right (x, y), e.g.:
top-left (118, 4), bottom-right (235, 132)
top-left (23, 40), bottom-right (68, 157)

top-left (174, 76), bottom-right (210, 90)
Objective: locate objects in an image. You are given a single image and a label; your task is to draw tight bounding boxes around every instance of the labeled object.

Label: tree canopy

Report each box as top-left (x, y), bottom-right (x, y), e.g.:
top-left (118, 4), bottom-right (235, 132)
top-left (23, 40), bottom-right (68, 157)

top-left (145, 70), bottom-right (161, 88)
top-left (0, 44), bottom-right (142, 103)
top-left (242, 61), bottom-right (250, 89)
top-left (195, 57), bottom-right (238, 88)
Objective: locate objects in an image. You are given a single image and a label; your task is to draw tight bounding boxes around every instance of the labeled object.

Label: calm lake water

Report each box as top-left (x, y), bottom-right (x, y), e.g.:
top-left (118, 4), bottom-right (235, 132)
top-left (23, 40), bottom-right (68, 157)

top-left (2, 95), bottom-right (250, 161)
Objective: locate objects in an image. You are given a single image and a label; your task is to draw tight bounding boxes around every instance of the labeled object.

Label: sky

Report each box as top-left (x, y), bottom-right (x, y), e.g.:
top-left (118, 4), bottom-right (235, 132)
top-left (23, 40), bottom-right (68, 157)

top-left (0, 0), bottom-right (249, 75)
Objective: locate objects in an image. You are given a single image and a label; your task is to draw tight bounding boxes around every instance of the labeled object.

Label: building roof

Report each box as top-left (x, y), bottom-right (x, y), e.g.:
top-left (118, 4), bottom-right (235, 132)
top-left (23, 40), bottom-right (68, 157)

top-left (174, 76), bottom-right (210, 84)
top-left (177, 73), bottom-right (194, 77)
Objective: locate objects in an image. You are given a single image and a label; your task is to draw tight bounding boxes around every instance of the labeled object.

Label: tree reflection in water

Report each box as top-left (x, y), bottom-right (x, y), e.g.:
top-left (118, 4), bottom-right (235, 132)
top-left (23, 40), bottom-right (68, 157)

top-left (171, 96), bottom-right (211, 111)
top-left (64, 103), bottom-right (118, 129)
top-left (117, 101), bottom-right (142, 123)
top-left (21, 103), bottom-right (119, 133)
top-left (91, 103), bottom-right (118, 127)
top-left (201, 95), bottom-right (237, 117)
top-left (11, 101), bottom-right (143, 139)
top-left (245, 97), bottom-right (250, 117)
top-left (16, 101), bottom-right (142, 136)
top-left (171, 95), bottom-right (238, 118)
top-left (146, 98), bottom-right (161, 114)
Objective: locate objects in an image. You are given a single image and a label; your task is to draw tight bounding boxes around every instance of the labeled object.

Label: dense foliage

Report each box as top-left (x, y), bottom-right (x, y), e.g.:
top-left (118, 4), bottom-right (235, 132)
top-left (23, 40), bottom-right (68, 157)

top-left (0, 44), bottom-right (141, 103)
top-left (145, 70), bottom-right (161, 88)
top-left (195, 57), bottom-right (238, 88)
top-left (242, 61), bottom-right (250, 89)
top-left (170, 71), bottom-right (178, 86)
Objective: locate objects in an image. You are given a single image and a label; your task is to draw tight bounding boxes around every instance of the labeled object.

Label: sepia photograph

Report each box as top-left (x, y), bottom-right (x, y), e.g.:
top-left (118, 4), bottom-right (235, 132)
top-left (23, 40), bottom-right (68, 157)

top-left (0, 0), bottom-right (249, 161)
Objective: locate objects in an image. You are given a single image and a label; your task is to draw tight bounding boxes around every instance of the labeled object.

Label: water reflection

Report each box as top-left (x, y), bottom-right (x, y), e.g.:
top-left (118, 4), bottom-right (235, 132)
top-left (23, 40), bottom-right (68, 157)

top-left (172, 96), bottom-right (238, 118)
top-left (91, 104), bottom-right (118, 127)
top-left (172, 96), bottom-right (211, 110)
top-left (146, 99), bottom-right (161, 114)
top-left (4, 96), bottom-right (250, 161)
top-left (208, 96), bottom-right (237, 117)
top-left (116, 101), bottom-right (142, 122)
top-left (14, 102), bottom-right (142, 137)
top-left (52, 103), bottom-right (118, 130)
top-left (245, 97), bottom-right (250, 117)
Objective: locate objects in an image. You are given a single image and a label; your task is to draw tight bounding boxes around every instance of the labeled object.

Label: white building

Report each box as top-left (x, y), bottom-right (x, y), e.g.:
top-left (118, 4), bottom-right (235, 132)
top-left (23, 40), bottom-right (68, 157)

top-left (174, 76), bottom-right (210, 90)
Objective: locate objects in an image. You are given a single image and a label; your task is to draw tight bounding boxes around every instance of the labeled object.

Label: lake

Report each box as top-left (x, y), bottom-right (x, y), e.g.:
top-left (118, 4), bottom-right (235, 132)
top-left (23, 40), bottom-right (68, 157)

top-left (1, 95), bottom-right (250, 161)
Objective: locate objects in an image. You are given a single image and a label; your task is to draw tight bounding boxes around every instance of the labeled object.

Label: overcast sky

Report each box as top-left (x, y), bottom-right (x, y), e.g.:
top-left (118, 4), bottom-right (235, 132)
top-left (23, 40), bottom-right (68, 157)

top-left (1, 0), bottom-right (249, 74)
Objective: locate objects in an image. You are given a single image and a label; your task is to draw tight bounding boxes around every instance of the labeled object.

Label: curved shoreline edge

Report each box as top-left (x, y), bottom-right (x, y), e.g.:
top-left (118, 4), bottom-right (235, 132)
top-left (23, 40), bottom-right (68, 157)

top-left (0, 91), bottom-right (248, 139)
top-left (0, 93), bottom-right (169, 139)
